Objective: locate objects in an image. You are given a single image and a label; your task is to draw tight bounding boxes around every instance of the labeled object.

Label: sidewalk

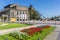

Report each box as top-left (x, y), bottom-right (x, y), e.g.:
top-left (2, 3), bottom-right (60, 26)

top-left (44, 27), bottom-right (60, 40)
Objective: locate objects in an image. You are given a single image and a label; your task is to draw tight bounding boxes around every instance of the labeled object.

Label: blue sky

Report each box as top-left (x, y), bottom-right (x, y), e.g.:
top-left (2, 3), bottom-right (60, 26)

top-left (0, 0), bottom-right (60, 18)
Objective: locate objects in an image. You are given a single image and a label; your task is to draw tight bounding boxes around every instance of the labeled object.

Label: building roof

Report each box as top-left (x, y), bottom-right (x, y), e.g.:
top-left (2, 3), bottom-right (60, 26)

top-left (4, 4), bottom-right (19, 8)
top-left (4, 4), bottom-right (28, 9)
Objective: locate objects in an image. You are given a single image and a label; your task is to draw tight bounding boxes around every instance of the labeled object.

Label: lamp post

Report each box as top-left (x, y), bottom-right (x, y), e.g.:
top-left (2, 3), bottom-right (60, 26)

top-left (55, 20), bottom-right (56, 27)
top-left (55, 17), bottom-right (57, 27)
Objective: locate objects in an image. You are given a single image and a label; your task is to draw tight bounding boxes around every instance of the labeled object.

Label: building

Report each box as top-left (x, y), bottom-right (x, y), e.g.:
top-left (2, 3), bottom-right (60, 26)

top-left (0, 4), bottom-right (30, 22)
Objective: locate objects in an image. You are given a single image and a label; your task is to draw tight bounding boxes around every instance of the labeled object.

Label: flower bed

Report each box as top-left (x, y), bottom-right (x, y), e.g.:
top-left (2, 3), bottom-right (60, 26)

top-left (28, 27), bottom-right (55, 40)
top-left (20, 27), bottom-right (41, 36)
top-left (0, 25), bottom-right (54, 40)
top-left (20, 25), bottom-right (51, 36)
top-left (37, 25), bottom-right (50, 29)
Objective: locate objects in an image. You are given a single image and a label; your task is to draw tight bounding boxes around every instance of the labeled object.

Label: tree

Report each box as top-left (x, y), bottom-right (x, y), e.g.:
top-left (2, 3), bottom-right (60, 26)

top-left (54, 16), bottom-right (58, 21)
top-left (50, 17), bottom-right (54, 20)
top-left (50, 16), bottom-right (58, 21)
top-left (33, 10), bottom-right (42, 20)
top-left (28, 5), bottom-right (41, 20)
top-left (28, 5), bottom-right (32, 20)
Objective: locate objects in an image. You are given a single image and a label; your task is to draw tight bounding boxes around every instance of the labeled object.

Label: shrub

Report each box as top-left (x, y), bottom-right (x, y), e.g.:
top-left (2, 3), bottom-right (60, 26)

top-left (9, 32), bottom-right (30, 40)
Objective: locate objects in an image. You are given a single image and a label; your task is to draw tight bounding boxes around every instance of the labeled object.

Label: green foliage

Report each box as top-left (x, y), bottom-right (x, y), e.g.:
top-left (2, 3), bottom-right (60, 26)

top-left (28, 5), bottom-right (42, 20)
top-left (0, 34), bottom-right (17, 40)
top-left (9, 32), bottom-right (30, 40)
top-left (50, 17), bottom-right (54, 20)
top-left (50, 16), bottom-right (59, 21)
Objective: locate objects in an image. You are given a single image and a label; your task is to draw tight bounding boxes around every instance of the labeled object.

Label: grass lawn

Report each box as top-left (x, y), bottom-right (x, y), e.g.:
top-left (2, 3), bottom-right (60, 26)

top-left (0, 23), bottom-right (30, 30)
top-left (0, 26), bottom-right (55, 40)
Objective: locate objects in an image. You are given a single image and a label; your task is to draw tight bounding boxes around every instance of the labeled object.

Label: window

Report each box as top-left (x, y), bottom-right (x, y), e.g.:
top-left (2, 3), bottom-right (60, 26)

top-left (17, 17), bottom-right (19, 21)
top-left (11, 12), bottom-right (15, 18)
top-left (20, 12), bottom-right (21, 14)
top-left (23, 11), bottom-right (25, 14)
top-left (17, 17), bottom-right (19, 19)
top-left (21, 11), bottom-right (24, 14)
top-left (15, 11), bottom-right (17, 15)
top-left (18, 11), bottom-right (20, 15)
top-left (17, 11), bottom-right (18, 15)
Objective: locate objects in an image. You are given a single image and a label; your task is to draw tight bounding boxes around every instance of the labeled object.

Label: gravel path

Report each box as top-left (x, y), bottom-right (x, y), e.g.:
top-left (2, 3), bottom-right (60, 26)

top-left (0, 25), bottom-right (36, 35)
top-left (56, 32), bottom-right (60, 40)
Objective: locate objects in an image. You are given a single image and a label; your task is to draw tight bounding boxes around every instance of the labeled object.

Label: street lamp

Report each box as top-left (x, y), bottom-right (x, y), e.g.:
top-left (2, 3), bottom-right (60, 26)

top-left (55, 17), bottom-right (57, 27)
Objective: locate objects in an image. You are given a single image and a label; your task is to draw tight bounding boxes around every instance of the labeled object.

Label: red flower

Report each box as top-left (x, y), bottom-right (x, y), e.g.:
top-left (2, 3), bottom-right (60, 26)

top-left (20, 25), bottom-right (50, 36)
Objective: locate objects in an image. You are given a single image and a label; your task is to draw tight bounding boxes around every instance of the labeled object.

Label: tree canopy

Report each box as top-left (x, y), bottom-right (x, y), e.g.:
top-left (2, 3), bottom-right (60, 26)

top-left (28, 5), bottom-right (42, 20)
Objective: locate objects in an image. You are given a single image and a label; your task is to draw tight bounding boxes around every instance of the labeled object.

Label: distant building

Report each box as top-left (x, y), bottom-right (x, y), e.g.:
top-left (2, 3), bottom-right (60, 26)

top-left (0, 4), bottom-right (30, 22)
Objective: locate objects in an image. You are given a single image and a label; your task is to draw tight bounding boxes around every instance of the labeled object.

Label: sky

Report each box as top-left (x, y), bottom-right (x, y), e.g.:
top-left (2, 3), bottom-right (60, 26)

top-left (0, 0), bottom-right (60, 18)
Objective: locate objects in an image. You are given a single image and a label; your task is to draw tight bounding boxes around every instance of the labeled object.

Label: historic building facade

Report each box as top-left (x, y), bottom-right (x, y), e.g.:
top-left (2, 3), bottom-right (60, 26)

top-left (0, 4), bottom-right (30, 22)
